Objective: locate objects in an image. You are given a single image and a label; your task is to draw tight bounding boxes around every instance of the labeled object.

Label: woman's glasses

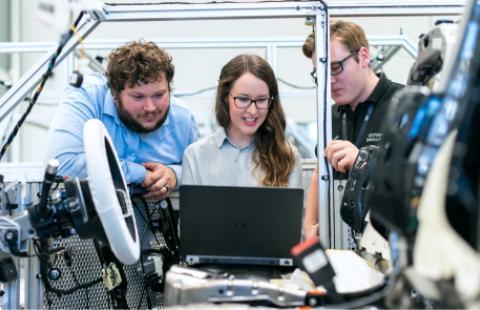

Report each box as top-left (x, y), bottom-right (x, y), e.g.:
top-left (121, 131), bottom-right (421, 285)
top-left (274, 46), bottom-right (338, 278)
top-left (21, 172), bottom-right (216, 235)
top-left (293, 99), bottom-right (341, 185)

top-left (230, 94), bottom-right (273, 109)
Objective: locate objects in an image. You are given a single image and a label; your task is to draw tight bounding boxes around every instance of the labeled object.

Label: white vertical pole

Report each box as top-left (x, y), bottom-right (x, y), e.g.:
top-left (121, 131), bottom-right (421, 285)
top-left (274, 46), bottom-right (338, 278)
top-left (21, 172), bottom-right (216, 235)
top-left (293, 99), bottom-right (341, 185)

top-left (315, 7), bottom-right (334, 248)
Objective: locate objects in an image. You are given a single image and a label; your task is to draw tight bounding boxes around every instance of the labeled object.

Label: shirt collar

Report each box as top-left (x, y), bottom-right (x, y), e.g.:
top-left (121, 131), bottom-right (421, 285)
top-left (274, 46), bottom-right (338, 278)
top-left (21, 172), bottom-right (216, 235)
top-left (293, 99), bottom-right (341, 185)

top-left (362, 73), bottom-right (389, 106)
top-left (213, 128), bottom-right (229, 148)
top-left (213, 128), bottom-right (255, 150)
top-left (338, 73), bottom-right (390, 114)
top-left (104, 90), bottom-right (120, 124)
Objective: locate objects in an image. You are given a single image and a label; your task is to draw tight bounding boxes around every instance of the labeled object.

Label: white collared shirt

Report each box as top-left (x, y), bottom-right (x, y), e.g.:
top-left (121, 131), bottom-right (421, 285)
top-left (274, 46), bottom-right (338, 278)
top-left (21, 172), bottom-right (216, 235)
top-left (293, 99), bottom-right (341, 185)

top-left (181, 129), bottom-right (303, 188)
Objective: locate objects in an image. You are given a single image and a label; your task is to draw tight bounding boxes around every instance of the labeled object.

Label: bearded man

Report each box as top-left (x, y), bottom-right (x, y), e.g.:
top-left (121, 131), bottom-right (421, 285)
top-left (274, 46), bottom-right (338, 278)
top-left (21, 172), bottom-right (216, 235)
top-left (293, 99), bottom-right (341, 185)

top-left (47, 40), bottom-right (198, 200)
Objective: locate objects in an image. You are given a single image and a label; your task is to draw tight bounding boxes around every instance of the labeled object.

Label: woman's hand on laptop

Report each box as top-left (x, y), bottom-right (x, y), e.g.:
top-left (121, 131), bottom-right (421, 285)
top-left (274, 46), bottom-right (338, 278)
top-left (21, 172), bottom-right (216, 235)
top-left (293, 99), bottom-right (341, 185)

top-left (142, 162), bottom-right (177, 201)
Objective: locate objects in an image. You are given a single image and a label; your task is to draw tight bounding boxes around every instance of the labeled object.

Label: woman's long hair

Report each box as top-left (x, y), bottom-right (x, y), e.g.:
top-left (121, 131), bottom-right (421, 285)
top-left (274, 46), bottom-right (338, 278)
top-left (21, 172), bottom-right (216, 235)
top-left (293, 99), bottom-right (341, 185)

top-left (215, 54), bottom-right (295, 187)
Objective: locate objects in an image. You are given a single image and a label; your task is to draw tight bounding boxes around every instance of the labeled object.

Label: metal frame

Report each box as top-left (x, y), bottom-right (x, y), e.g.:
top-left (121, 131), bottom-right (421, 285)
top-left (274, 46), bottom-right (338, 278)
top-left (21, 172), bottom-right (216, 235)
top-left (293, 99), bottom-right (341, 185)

top-left (0, 17), bottom-right (100, 123)
top-left (0, 0), bottom-right (465, 121)
top-left (0, 0), bottom-right (467, 308)
top-left (0, 0), bottom-right (464, 247)
top-left (327, 0), bottom-right (465, 16)
top-left (0, 2), bottom-right (327, 309)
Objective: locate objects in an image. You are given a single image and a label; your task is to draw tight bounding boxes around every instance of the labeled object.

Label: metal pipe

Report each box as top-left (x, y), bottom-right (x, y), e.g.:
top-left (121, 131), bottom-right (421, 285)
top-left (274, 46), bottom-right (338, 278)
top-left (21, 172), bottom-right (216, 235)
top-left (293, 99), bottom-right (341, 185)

top-left (0, 17), bottom-right (100, 123)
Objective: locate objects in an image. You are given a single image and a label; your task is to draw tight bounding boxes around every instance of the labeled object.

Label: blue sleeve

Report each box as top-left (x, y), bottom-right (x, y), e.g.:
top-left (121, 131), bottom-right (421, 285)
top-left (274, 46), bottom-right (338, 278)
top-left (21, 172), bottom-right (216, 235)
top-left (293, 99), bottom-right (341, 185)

top-left (46, 85), bottom-right (100, 179)
top-left (46, 83), bottom-right (146, 184)
top-left (122, 161), bottom-right (146, 185)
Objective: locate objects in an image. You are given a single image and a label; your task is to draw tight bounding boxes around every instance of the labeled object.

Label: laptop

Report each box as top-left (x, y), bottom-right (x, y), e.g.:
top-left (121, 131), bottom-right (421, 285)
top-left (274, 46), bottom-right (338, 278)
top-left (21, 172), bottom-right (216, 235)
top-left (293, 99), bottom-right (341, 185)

top-left (179, 185), bottom-right (304, 266)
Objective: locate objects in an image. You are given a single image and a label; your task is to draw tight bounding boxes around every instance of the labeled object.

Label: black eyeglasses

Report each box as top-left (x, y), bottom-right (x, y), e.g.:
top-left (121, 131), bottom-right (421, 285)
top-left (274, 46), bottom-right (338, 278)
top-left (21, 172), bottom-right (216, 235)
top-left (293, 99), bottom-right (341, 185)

top-left (310, 69), bottom-right (317, 85)
top-left (331, 50), bottom-right (359, 76)
top-left (230, 94), bottom-right (273, 109)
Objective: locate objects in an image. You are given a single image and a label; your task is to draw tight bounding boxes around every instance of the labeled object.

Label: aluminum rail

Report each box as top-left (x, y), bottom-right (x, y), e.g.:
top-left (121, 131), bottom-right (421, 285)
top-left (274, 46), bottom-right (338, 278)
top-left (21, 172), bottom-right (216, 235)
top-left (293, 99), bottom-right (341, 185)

top-left (0, 0), bottom-right (333, 246)
top-left (0, 0), bottom-right (462, 248)
top-left (327, 0), bottom-right (465, 17)
top-left (0, 17), bottom-right (100, 123)
top-left (97, 0), bottom-right (464, 20)
top-left (314, 7), bottom-right (332, 248)
top-left (0, 1), bottom-right (322, 124)
top-left (97, 1), bottom-right (324, 21)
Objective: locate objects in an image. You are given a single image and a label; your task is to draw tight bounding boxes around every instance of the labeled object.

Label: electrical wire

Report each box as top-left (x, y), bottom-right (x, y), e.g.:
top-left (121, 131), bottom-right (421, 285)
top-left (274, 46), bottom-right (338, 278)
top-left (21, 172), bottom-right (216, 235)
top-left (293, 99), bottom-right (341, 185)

top-left (0, 11), bottom-right (86, 161)
top-left (33, 238), bottom-right (103, 297)
top-left (326, 284), bottom-right (388, 309)
top-left (69, 259), bottom-right (91, 309)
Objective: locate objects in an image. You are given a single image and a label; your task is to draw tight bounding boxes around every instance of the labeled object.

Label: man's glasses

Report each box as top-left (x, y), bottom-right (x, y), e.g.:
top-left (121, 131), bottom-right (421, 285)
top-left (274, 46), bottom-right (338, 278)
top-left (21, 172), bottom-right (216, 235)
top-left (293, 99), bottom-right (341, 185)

top-left (331, 49), bottom-right (359, 76)
top-left (230, 94), bottom-right (273, 109)
top-left (309, 49), bottom-right (359, 84)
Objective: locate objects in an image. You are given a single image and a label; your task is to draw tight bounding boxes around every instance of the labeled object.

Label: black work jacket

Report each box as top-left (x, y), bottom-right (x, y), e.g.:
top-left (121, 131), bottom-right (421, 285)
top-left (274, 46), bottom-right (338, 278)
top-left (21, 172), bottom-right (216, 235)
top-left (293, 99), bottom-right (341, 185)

top-left (332, 74), bottom-right (404, 148)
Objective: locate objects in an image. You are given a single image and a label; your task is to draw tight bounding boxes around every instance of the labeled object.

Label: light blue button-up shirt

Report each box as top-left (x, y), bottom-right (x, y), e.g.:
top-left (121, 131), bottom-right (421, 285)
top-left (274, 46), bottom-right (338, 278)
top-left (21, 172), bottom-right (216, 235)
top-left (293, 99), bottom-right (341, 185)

top-left (182, 129), bottom-right (302, 188)
top-left (46, 74), bottom-right (199, 185)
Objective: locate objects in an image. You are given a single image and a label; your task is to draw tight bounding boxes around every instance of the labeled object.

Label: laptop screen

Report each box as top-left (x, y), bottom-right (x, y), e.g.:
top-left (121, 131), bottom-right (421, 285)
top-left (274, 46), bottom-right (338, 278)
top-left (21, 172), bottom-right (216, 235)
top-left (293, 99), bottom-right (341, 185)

top-left (179, 185), bottom-right (304, 266)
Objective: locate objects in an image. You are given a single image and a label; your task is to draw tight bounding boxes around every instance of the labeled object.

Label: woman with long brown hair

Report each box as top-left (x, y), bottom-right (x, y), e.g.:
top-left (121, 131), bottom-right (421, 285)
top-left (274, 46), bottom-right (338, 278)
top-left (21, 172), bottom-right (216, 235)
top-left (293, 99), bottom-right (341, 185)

top-left (182, 54), bottom-right (302, 188)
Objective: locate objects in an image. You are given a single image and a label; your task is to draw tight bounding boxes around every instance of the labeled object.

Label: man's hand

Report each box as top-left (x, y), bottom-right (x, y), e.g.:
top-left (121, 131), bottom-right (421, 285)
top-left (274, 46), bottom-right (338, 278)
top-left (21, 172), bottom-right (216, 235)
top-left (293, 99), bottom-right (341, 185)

top-left (142, 162), bottom-right (177, 201)
top-left (323, 140), bottom-right (359, 173)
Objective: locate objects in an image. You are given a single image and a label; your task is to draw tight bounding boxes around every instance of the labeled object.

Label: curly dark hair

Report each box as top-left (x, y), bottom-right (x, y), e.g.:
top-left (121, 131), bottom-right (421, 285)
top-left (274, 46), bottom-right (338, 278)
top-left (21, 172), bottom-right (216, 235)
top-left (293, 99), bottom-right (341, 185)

top-left (215, 54), bottom-right (295, 187)
top-left (106, 40), bottom-right (174, 95)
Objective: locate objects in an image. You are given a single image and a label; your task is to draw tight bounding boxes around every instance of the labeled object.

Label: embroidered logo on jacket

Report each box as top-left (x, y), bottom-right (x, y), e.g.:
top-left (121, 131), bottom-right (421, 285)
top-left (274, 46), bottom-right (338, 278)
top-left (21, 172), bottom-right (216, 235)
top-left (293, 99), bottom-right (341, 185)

top-left (366, 132), bottom-right (382, 143)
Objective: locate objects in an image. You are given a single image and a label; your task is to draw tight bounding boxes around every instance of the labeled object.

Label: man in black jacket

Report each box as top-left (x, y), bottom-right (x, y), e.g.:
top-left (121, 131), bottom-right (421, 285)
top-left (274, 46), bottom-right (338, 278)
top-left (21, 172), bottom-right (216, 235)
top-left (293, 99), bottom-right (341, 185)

top-left (303, 20), bottom-right (403, 238)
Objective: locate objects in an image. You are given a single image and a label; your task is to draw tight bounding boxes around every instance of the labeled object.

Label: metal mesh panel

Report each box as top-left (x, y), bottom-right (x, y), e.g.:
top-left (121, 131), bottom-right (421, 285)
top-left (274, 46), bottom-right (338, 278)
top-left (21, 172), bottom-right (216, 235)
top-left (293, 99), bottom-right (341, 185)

top-left (41, 237), bottom-right (111, 309)
top-left (40, 199), bottom-right (170, 309)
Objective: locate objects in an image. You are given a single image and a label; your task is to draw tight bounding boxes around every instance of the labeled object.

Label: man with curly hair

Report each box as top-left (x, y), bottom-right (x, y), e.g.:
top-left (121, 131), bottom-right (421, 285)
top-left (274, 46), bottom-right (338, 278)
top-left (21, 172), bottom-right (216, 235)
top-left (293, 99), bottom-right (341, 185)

top-left (47, 41), bottom-right (198, 200)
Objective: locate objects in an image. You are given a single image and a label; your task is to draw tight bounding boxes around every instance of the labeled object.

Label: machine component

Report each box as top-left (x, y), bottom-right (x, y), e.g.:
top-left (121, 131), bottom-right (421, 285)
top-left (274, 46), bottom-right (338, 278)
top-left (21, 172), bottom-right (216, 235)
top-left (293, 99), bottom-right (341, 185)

top-left (0, 213), bottom-right (32, 256)
top-left (130, 194), bottom-right (180, 292)
top-left (164, 265), bottom-right (307, 307)
top-left (358, 213), bottom-right (392, 274)
top-left (340, 145), bottom-right (379, 234)
top-left (412, 130), bottom-right (480, 304)
top-left (367, 12), bottom-right (461, 243)
top-left (290, 236), bottom-right (336, 291)
top-left (407, 20), bottom-right (459, 90)
top-left (0, 119), bottom-right (139, 265)
top-left (367, 0), bottom-right (480, 307)
top-left (83, 119), bottom-right (139, 265)
top-left (142, 251), bottom-right (164, 292)
top-left (102, 263), bottom-right (123, 291)
top-left (0, 253), bottom-right (17, 282)
top-left (366, 86), bottom-right (432, 241)
top-left (413, 2), bottom-right (480, 302)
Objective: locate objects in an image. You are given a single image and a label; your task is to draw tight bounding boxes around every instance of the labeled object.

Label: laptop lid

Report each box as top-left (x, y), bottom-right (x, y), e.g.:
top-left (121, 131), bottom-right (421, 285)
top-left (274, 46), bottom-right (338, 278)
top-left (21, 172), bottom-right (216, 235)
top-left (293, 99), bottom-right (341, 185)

top-left (179, 185), bottom-right (304, 266)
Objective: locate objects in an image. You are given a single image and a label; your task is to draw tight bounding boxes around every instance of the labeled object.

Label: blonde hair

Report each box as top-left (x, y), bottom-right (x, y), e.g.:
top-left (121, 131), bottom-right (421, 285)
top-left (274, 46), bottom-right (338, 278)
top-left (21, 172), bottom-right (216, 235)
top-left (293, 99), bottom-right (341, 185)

top-left (302, 19), bottom-right (370, 61)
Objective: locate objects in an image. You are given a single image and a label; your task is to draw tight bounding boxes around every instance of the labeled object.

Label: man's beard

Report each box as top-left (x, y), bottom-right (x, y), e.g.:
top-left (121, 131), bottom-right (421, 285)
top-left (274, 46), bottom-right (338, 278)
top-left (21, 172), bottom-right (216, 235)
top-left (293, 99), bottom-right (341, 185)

top-left (116, 98), bottom-right (169, 134)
